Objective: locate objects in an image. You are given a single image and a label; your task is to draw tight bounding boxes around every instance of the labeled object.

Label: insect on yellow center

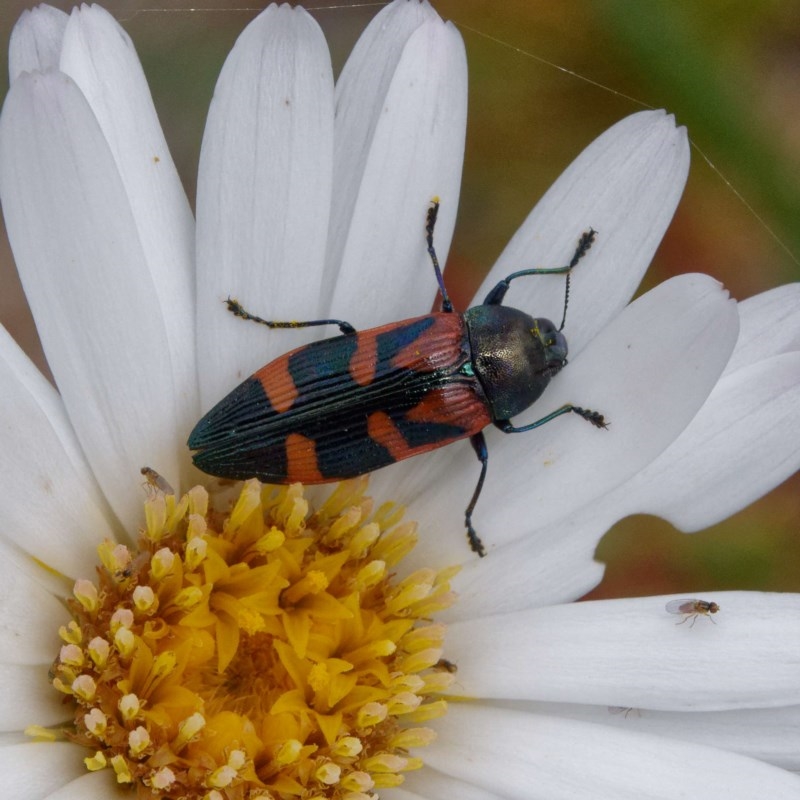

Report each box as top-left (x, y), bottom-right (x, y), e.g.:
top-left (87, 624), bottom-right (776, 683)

top-left (42, 477), bottom-right (457, 798)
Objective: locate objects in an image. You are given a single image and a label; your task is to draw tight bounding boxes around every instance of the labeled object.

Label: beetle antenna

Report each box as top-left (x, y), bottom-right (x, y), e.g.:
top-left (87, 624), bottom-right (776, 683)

top-left (558, 228), bottom-right (596, 331)
top-left (558, 272), bottom-right (571, 332)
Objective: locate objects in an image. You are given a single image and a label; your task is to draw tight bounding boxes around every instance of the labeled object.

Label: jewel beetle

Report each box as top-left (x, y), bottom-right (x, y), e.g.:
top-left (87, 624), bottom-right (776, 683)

top-left (188, 200), bottom-right (607, 556)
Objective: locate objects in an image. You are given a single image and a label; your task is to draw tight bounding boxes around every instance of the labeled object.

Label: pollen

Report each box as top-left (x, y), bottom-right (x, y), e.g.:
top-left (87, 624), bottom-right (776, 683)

top-left (44, 477), bottom-right (457, 799)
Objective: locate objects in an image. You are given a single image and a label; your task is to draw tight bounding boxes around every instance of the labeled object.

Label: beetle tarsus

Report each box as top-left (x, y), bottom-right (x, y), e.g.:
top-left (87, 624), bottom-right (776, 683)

top-left (465, 519), bottom-right (487, 558)
top-left (571, 406), bottom-right (608, 429)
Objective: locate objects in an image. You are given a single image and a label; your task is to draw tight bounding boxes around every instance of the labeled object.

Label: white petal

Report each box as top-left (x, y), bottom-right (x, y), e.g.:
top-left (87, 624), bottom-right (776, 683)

top-left (0, 664), bottom-right (69, 730)
top-left (44, 771), bottom-right (128, 800)
top-left (626, 352), bottom-right (800, 530)
top-left (446, 507), bottom-right (608, 619)
top-left (724, 282), bottom-right (800, 375)
top-left (444, 592), bottom-right (800, 711)
top-left (400, 768), bottom-right (506, 800)
top-left (8, 5), bottom-right (68, 79)
top-left (383, 791), bottom-right (428, 800)
top-left (0, 325), bottom-right (117, 574)
top-left (0, 72), bottom-right (184, 531)
top-left (327, 6), bottom-right (467, 324)
top-left (60, 5), bottom-right (197, 443)
top-left (576, 282), bottom-right (800, 532)
top-left (469, 352), bottom-right (800, 610)
top-left (195, 4), bottom-right (334, 408)
top-left (397, 273), bottom-right (738, 566)
top-left (10, 5), bottom-right (197, 455)
top-left (475, 275), bottom-right (736, 535)
top-left (633, 705), bottom-right (800, 772)
top-left (0, 539), bottom-right (66, 663)
top-left (425, 705), bottom-right (800, 800)
top-left (524, 701), bottom-right (800, 772)
top-left (478, 110), bottom-right (690, 358)
top-left (2, 742), bottom-right (86, 796)
top-left (329, 0), bottom-right (437, 286)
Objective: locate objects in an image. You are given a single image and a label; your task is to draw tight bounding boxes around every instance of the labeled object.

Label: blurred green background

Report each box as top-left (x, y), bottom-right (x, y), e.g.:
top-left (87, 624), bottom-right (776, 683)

top-left (1, 0), bottom-right (798, 599)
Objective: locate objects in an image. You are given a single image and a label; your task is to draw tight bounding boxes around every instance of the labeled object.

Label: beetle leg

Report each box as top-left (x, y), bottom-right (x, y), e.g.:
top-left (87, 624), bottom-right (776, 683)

top-left (496, 404), bottom-right (608, 434)
top-left (464, 432), bottom-right (489, 557)
top-left (483, 229), bottom-right (597, 307)
top-left (426, 198), bottom-right (454, 314)
top-left (225, 298), bottom-right (356, 335)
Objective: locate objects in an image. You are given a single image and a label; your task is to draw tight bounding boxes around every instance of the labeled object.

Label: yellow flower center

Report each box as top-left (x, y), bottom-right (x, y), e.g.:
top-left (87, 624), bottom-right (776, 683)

top-left (45, 477), bottom-right (457, 798)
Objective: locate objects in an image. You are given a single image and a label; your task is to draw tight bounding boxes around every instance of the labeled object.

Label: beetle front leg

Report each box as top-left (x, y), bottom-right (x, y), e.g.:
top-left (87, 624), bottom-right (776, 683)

top-left (483, 229), bottom-right (597, 307)
top-left (226, 297), bottom-right (356, 335)
top-left (464, 432), bottom-right (489, 558)
top-left (496, 404), bottom-right (608, 434)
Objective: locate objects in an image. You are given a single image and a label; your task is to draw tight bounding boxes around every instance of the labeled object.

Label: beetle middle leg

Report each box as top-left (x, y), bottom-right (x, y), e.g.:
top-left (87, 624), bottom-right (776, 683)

top-left (464, 431), bottom-right (489, 557)
top-left (465, 409), bottom-right (606, 556)
top-left (225, 297), bottom-right (356, 335)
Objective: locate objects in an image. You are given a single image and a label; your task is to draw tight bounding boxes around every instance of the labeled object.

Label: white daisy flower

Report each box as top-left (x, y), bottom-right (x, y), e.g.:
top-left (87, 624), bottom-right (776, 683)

top-left (1, 2), bottom-right (799, 799)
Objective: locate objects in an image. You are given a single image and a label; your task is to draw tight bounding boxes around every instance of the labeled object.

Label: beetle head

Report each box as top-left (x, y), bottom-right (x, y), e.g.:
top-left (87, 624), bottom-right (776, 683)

top-left (464, 305), bottom-right (567, 421)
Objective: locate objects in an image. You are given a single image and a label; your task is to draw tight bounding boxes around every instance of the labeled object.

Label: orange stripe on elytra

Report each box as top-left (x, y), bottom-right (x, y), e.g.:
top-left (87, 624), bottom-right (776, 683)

top-left (367, 399), bottom-right (483, 463)
top-left (255, 353), bottom-right (298, 414)
top-left (367, 411), bottom-right (416, 462)
top-left (405, 385), bottom-right (491, 431)
top-left (285, 432), bottom-right (324, 483)
top-left (392, 313), bottom-right (467, 372)
top-left (349, 330), bottom-right (378, 387)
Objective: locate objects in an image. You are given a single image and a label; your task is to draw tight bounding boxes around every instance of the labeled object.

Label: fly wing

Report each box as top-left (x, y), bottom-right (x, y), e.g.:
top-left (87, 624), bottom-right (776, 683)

top-left (665, 599), bottom-right (697, 615)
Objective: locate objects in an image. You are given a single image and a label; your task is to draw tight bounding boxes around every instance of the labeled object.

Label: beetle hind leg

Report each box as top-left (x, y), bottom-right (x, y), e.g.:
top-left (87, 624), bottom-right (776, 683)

top-left (464, 432), bottom-right (489, 557)
top-left (225, 297), bottom-right (356, 335)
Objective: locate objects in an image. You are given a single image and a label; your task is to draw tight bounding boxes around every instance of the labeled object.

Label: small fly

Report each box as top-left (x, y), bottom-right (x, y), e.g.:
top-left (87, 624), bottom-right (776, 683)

top-left (665, 598), bottom-right (720, 627)
top-left (140, 466), bottom-right (174, 497)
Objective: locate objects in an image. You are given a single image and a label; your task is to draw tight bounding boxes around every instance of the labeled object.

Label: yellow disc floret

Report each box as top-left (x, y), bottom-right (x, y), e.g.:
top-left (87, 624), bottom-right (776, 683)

top-left (46, 477), bottom-right (457, 799)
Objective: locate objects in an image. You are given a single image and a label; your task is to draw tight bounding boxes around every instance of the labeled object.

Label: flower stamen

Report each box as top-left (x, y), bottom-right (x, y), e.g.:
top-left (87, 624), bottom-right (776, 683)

top-left (42, 477), bottom-right (456, 798)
